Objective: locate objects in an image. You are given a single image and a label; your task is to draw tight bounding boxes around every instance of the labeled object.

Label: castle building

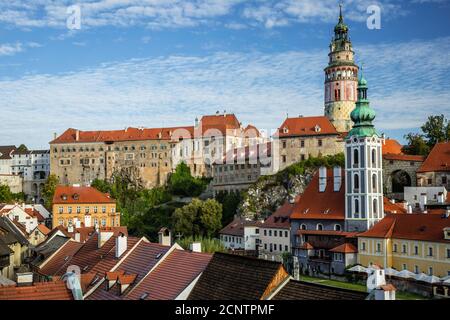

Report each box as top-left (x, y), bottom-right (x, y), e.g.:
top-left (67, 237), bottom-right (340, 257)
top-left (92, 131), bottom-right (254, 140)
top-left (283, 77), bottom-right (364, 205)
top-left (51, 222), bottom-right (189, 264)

top-left (345, 72), bottom-right (384, 232)
top-left (324, 5), bottom-right (359, 133)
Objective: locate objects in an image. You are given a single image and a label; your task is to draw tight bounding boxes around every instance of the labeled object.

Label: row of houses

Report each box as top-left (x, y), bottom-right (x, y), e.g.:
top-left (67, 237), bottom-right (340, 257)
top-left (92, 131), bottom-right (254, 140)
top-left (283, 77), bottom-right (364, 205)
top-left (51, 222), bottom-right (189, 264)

top-left (0, 223), bottom-right (393, 300)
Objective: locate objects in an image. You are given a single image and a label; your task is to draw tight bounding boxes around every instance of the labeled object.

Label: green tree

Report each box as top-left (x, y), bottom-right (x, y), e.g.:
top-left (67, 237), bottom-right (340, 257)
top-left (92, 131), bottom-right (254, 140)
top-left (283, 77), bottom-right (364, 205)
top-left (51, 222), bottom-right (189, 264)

top-left (173, 198), bottom-right (222, 238)
top-left (42, 174), bottom-right (59, 208)
top-left (168, 162), bottom-right (208, 197)
top-left (216, 191), bottom-right (241, 226)
top-left (421, 114), bottom-right (450, 146)
top-left (402, 133), bottom-right (430, 156)
top-left (0, 184), bottom-right (13, 203)
top-left (176, 236), bottom-right (226, 253)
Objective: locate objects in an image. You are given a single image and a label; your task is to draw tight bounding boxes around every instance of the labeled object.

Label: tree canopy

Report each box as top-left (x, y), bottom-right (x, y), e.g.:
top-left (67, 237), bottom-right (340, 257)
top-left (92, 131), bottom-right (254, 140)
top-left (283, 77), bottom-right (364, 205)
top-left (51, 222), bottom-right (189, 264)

top-left (167, 162), bottom-right (209, 197)
top-left (403, 114), bottom-right (450, 155)
top-left (42, 174), bottom-right (59, 208)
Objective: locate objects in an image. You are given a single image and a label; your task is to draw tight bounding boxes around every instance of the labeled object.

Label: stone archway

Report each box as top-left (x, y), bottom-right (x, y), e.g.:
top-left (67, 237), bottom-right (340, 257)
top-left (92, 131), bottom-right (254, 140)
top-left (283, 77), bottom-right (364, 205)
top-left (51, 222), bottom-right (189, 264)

top-left (391, 170), bottom-right (412, 193)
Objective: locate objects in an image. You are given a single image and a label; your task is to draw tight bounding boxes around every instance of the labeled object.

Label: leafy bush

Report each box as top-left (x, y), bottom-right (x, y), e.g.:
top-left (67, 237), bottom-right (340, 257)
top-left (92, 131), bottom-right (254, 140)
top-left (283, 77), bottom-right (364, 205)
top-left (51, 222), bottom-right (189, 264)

top-left (176, 236), bottom-right (226, 254)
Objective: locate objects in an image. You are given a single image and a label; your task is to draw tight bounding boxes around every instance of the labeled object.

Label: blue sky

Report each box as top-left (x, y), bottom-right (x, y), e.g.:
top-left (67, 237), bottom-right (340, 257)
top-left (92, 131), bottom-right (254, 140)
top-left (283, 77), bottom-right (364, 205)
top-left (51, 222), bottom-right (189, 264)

top-left (0, 0), bottom-right (449, 149)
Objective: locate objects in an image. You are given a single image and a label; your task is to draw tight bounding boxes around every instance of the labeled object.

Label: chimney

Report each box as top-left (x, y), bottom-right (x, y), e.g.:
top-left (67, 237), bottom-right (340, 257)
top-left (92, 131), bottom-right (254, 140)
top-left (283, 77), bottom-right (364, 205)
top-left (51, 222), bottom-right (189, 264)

top-left (190, 242), bottom-right (202, 253)
top-left (67, 222), bottom-right (74, 233)
top-left (319, 166), bottom-right (327, 192)
top-left (115, 233), bottom-right (127, 258)
top-left (16, 272), bottom-right (34, 287)
top-left (158, 228), bottom-right (172, 246)
top-left (390, 199), bottom-right (395, 204)
top-left (333, 166), bottom-right (341, 192)
top-left (98, 230), bottom-right (113, 249)
top-left (419, 193), bottom-right (427, 212)
top-left (407, 205), bottom-right (412, 214)
top-left (437, 192), bottom-right (444, 204)
top-left (75, 130), bottom-right (80, 141)
top-left (195, 117), bottom-right (199, 128)
top-left (53, 132), bottom-right (57, 140)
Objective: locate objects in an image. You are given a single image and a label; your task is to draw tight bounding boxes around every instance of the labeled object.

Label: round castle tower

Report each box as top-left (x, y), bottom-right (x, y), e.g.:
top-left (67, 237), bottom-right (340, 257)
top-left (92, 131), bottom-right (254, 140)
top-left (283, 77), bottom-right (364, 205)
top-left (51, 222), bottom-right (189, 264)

top-left (324, 5), bottom-right (359, 133)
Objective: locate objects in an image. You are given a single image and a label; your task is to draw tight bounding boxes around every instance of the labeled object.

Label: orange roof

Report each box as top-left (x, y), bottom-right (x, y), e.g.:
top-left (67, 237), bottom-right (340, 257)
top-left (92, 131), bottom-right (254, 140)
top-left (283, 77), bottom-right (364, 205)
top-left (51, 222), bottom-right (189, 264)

top-left (25, 208), bottom-right (45, 222)
top-left (383, 153), bottom-right (425, 162)
top-left (53, 186), bottom-right (116, 204)
top-left (37, 224), bottom-right (51, 236)
top-left (329, 243), bottom-right (358, 253)
top-left (275, 116), bottom-right (339, 138)
top-left (0, 280), bottom-right (73, 300)
top-left (261, 196), bottom-right (300, 229)
top-left (383, 198), bottom-right (407, 214)
top-left (106, 270), bottom-right (125, 281)
top-left (418, 142), bottom-right (450, 173)
top-left (290, 168), bottom-right (345, 220)
top-left (358, 214), bottom-right (450, 243)
top-left (118, 274), bottom-right (137, 285)
top-left (382, 139), bottom-right (403, 155)
top-left (299, 242), bottom-right (314, 250)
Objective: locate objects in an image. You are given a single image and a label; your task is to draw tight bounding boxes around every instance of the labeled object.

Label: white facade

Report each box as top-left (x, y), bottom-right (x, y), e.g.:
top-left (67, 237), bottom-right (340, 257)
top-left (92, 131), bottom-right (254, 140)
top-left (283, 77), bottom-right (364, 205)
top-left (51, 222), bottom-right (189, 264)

top-left (404, 186), bottom-right (447, 211)
top-left (244, 226), bottom-right (260, 251)
top-left (259, 227), bottom-right (291, 262)
top-left (1, 205), bottom-right (38, 233)
top-left (220, 233), bottom-right (244, 250)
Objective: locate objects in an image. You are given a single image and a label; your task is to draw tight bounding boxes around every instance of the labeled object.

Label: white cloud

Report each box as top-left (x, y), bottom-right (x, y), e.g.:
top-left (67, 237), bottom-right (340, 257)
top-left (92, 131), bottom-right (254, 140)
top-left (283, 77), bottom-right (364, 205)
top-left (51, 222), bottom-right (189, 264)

top-left (0, 36), bottom-right (449, 148)
top-left (0, 0), bottom-right (421, 30)
top-left (0, 42), bottom-right (42, 56)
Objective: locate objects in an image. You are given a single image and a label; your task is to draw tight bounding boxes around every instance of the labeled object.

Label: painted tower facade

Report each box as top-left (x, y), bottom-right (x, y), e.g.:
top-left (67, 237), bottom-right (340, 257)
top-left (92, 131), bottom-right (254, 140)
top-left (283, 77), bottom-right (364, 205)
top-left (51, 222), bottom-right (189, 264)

top-left (324, 5), bottom-right (359, 133)
top-left (345, 73), bottom-right (384, 232)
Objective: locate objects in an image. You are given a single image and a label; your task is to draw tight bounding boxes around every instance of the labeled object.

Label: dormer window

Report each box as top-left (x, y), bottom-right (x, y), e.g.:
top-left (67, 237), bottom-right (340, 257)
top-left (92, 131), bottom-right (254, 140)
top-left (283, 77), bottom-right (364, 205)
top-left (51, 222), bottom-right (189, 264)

top-left (283, 127), bottom-right (289, 134)
top-left (314, 125), bottom-right (321, 133)
top-left (61, 194), bottom-right (68, 200)
top-left (72, 193), bottom-right (79, 200)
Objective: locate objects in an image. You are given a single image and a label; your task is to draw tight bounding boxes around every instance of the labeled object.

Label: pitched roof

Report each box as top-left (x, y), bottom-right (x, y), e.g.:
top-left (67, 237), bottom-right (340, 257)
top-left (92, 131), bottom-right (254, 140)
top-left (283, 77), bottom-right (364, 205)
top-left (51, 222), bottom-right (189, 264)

top-left (38, 240), bottom-right (84, 276)
top-left (25, 208), bottom-right (45, 222)
top-left (290, 168), bottom-right (345, 220)
top-left (383, 198), bottom-right (407, 214)
top-left (53, 186), bottom-right (116, 204)
top-left (329, 243), bottom-right (358, 253)
top-left (272, 279), bottom-right (367, 300)
top-left (0, 280), bottom-right (73, 300)
top-left (87, 241), bottom-right (170, 300)
top-left (299, 242), bottom-right (314, 250)
top-left (0, 217), bottom-right (28, 245)
top-left (358, 214), bottom-right (450, 243)
top-left (382, 139), bottom-right (403, 155)
top-left (126, 249), bottom-right (212, 300)
top-left (418, 142), bottom-right (450, 173)
top-left (219, 217), bottom-right (261, 237)
top-left (188, 252), bottom-right (288, 300)
top-left (383, 153), bottom-right (425, 162)
top-left (0, 145), bottom-right (16, 160)
top-left (31, 236), bottom-right (71, 268)
top-left (260, 197), bottom-right (299, 229)
top-left (275, 116), bottom-right (339, 138)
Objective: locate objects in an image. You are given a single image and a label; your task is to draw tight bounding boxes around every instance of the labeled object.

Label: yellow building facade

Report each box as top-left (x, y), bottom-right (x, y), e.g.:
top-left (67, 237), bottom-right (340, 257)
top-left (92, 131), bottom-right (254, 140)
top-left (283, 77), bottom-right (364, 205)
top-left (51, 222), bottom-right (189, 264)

top-left (358, 215), bottom-right (450, 278)
top-left (52, 185), bottom-right (120, 229)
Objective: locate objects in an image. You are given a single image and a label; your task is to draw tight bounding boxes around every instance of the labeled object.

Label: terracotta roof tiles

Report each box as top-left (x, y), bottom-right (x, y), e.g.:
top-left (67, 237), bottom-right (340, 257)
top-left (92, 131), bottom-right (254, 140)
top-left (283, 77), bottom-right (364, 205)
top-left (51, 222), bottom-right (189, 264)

top-left (275, 116), bottom-right (339, 138)
top-left (53, 185), bottom-right (116, 204)
top-left (0, 280), bottom-right (73, 300)
top-left (418, 142), bottom-right (450, 173)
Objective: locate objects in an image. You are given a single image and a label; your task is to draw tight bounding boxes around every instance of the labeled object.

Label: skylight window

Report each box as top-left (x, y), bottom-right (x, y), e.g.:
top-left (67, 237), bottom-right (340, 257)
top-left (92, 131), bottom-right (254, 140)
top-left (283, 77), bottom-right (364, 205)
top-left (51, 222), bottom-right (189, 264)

top-left (140, 293), bottom-right (149, 300)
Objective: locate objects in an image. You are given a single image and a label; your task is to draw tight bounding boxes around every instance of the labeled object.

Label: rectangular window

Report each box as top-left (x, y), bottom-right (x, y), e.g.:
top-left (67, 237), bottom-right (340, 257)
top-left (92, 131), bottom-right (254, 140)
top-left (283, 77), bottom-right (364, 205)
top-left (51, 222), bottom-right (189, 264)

top-left (447, 248), bottom-right (450, 258)
top-left (402, 244), bottom-right (407, 253)
top-left (58, 206), bottom-right (63, 214)
top-left (285, 245), bottom-right (288, 252)
top-left (414, 265), bottom-right (419, 274)
top-left (428, 247), bottom-right (433, 257)
top-left (264, 230), bottom-right (267, 236)
top-left (85, 207), bottom-right (90, 214)
top-left (393, 244), bottom-right (397, 252)
top-left (279, 244), bottom-right (282, 251)
top-left (282, 141), bottom-right (286, 149)
top-left (282, 155), bottom-right (286, 163)
top-left (414, 246), bottom-right (419, 255)
top-left (402, 263), bottom-right (407, 270)
top-left (76, 206), bottom-right (81, 213)
top-left (318, 139), bottom-right (323, 147)
top-left (274, 230), bottom-right (277, 237)
top-left (376, 243), bottom-right (381, 253)
top-left (269, 230), bottom-right (272, 237)
top-left (428, 267), bottom-right (433, 276)
top-left (94, 206), bottom-right (98, 213)
top-left (264, 244), bottom-right (267, 250)
top-left (362, 242), bottom-right (366, 251)
top-left (300, 140), bottom-right (305, 148)
top-left (68, 206), bottom-right (72, 214)
top-left (102, 206), bottom-right (106, 213)
top-left (285, 231), bottom-right (288, 237)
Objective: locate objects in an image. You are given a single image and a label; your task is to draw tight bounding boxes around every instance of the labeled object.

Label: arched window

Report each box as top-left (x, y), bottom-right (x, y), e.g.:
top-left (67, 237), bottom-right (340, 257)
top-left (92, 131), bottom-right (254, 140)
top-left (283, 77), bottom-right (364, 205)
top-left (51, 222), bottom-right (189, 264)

top-left (372, 174), bottom-right (377, 192)
top-left (300, 224), bottom-right (307, 230)
top-left (371, 149), bottom-right (376, 166)
top-left (354, 199), bottom-right (360, 215)
top-left (334, 224), bottom-right (341, 231)
top-left (353, 148), bottom-right (359, 166)
top-left (373, 199), bottom-right (378, 218)
top-left (354, 174), bottom-right (359, 190)
top-left (316, 224), bottom-right (323, 231)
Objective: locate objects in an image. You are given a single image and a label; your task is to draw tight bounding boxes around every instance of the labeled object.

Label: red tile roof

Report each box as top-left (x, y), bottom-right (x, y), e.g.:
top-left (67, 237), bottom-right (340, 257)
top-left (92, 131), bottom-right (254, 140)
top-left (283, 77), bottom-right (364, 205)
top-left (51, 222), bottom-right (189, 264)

top-left (275, 116), bottom-right (339, 138)
top-left (36, 224), bottom-right (51, 236)
top-left (0, 280), bottom-right (73, 300)
top-left (118, 274), bottom-right (137, 285)
top-left (87, 241), bottom-right (171, 300)
top-left (290, 168), bottom-right (345, 220)
top-left (329, 243), bottom-right (358, 253)
top-left (53, 186), bottom-right (116, 204)
top-left (382, 139), bottom-right (403, 155)
top-left (358, 214), bottom-right (450, 243)
top-left (25, 208), bottom-right (45, 222)
top-left (260, 196), bottom-right (299, 229)
top-left (299, 242), bottom-right (314, 250)
top-left (383, 153), bottom-right (425, 162)
top-left (296, 230), bottom-right (359, 238)
top-left (126, 249), bottom-right (212, 300)
top-left (38, 240), bottom-right (84, 276)
top-left (418, 142), bottom-right (450, 173)
top-left (383, 198), bottom-right (407, 214)
top-left (219, 217), bottom-right (261, 237)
